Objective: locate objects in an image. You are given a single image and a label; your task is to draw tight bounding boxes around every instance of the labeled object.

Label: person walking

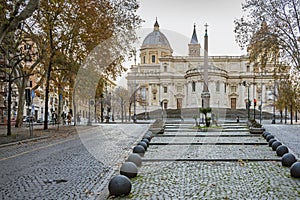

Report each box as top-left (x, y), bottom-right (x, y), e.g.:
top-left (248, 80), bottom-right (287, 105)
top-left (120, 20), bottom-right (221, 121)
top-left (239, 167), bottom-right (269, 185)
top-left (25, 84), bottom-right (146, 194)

top-left (67, 112), bottom-right (72, 125)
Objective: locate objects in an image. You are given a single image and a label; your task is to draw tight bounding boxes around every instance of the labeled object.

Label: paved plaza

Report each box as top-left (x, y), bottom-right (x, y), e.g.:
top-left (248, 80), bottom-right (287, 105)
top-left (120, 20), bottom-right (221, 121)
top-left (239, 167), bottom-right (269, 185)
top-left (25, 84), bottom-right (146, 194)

top-left (0, 120), bottom-right (300, 199)
top-left (108, 120), bottom-right (300, 199)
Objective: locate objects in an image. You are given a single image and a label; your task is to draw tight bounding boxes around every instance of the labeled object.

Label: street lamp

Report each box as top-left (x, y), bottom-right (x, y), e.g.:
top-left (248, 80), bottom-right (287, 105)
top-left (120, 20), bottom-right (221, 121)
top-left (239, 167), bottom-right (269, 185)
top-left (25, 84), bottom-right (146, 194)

top-left (243, 81), bottom-right (250, 120)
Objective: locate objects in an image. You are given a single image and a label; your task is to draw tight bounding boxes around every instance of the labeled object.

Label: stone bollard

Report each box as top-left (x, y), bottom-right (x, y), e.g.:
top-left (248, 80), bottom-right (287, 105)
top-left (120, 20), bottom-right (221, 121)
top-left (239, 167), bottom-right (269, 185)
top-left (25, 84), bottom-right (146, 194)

top-left (276, 145), bottom-right (289, 157)
top-left (133, 145), bottom-right (145, 157)
top-left (141, 138), bottom-right (150, 146)
top-left (108, 175), bottom-right (132, 196)
top-left (268, 138), bottom-right (277, 147)
top-left (263, 132), bottom-right (271, 139)
top-left (290, 162), bottom-right (300, 178)
top-left (126, 153), bottom-right (142, 167)
top-left (271, 141), bottom-right (282, 151)
top-left (281, 153), bottom-right (297, 167)
top-left (120, 162), bottom-right (138, 178)
top-left (138, 141), bottom-right (148, 151)
top-left (143, 135), bottom-right (151, 141)
top-left (266, 134), bottom-right (275, 142)
top-left (146, 131), bottom-right (153, 137)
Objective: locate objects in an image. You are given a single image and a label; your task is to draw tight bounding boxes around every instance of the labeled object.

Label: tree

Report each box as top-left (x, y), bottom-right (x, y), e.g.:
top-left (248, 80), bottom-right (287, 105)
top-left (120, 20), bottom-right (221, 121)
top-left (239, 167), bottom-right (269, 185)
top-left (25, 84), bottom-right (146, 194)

top-left (0, 0), bottom-right (40, 44)
top-left (115, 87), bottom-right (129, 123)
top-left (247, 22), bottom-right (280, 71)
top-left (30, 0), bottom-right (141, 129)
top-left (234, 0), bottom-right (300, 71)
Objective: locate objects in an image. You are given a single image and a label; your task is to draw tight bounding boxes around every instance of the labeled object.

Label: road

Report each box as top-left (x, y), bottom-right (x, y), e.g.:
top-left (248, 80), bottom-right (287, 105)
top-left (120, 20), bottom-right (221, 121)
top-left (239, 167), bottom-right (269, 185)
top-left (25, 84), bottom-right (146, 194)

top-left (0, 124), bottom-right (150, 200)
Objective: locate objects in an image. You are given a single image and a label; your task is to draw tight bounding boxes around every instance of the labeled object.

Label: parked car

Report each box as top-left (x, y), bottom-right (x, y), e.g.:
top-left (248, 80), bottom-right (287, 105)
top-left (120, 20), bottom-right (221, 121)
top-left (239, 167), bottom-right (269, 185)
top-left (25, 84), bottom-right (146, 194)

top-left (23, 116), bottom-right (35, 123)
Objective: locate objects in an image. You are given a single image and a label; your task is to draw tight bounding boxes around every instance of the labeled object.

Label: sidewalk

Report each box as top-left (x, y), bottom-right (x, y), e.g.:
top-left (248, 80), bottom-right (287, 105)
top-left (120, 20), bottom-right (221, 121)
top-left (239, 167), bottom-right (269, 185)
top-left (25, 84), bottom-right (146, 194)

top-left (0, 120), bottom-right (152, 147)
top-left (0, 123), bottom-right (90, 146)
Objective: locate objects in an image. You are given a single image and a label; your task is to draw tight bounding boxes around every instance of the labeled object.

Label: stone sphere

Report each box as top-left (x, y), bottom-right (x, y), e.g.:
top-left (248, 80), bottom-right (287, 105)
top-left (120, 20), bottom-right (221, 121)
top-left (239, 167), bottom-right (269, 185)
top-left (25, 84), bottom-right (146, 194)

top-left (120, 162), bottom-right (138, 178)
top-left (268, 138), bottom-right (277, 147)
top-left (108, 175), bottom-right (132, 196)
top-left (145, 134), bottom-right (152, 140)
top-left (282, 153), bottom-right (297, 167)
top-left (138, 141), bottom-right (148, 151)
top-left (133, 145), bottom-right (145, 157)
top-left (290, 162), bottom-right (300, 178)
top-left (263, 132), bottom-right (271, 138)
top-left (266, 135), bottom-right (275, 142)
top-left (141, 138), bottom-right (150, 146)
top-left (126, 153), bottom-right (142, 167)
top-left (146, 131), bottom-right (153, 136)
top-left (276, 145), bottom-right (289, 157)
top-left (271, 141), bottom-right (282, 151)
top-left (143, 135), bottom-right (151, 141)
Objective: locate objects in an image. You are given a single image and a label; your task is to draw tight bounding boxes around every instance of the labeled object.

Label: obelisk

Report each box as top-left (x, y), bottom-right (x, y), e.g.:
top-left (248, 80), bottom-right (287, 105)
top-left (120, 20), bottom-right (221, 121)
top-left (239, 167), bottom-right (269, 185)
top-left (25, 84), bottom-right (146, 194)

top-left (201, 23), bottom-right (210, 108)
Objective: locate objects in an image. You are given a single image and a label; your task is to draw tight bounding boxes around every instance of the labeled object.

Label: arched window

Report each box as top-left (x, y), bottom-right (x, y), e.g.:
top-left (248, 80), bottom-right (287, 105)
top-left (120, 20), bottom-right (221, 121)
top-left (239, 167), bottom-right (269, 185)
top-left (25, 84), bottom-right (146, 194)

top-left (164, 86), bottom-right (168, 93)
top-left (151, 55), bottom-right (156, 63)
top-left (192, 81), bottom-right (196, 92)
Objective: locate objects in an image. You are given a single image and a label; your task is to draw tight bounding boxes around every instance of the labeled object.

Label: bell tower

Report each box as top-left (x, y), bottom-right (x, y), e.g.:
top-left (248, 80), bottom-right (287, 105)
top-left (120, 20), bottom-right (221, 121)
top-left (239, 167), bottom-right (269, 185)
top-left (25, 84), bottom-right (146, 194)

top-left (188, 24), bottom-right (201, 57)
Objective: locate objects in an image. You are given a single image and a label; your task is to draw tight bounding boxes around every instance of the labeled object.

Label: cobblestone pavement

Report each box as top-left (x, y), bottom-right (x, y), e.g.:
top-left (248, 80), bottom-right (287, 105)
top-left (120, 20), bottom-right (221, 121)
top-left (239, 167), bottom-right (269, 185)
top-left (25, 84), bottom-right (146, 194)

top-left (0, 123), bottom-right (150, 200)
top-left (109, 121), bottom-right (300, 199)
top-left (113, 161), bottom-right (300, 199)
top-left (264, 124), bottom-right (300, 158)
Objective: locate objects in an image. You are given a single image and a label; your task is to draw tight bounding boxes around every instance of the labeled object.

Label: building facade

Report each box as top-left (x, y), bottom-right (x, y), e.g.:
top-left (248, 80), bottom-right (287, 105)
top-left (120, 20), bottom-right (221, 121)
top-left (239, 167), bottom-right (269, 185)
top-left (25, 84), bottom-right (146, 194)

top-left (126, 20), bottom-right (276, 116)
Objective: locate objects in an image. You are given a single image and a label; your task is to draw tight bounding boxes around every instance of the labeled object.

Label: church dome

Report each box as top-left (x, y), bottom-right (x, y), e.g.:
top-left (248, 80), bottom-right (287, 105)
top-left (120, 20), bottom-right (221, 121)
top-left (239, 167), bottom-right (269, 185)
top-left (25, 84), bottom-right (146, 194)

top-left (141, 19), bottom-right (172, 51)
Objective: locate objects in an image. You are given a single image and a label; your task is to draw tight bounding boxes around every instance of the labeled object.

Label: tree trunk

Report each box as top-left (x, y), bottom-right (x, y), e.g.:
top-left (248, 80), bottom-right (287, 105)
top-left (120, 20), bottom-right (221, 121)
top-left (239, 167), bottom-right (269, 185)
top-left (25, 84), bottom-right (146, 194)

top-left (7, 77), bottom-right (12, 136)
top-left (284, 107), bottom-right (287, 124)
top-left (15, 77), bottom-right (27, 127)
top-left (121, 99), bottom-right (124, 123)
top-left (124, 102), bottom-right (127, 122)
top-left (290, 105), bottom-right (293, 125)
top-left (44, 28), bottom-right (54, 130)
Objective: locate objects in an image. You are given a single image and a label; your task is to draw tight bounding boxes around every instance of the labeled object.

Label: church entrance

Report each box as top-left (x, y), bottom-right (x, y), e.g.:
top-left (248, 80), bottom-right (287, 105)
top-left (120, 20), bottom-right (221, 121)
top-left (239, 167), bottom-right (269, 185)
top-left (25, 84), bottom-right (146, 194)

top-left (231, 98), bottom-right (236, 109)
top-left (164, 102), bottom-right (168, 110)
top-left (177, 98), bottom-right (182, 109)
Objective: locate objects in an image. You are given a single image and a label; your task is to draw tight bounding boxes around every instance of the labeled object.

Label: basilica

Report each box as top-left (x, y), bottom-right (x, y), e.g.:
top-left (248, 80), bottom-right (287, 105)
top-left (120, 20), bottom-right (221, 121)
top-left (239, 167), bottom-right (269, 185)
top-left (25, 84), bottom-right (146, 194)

top-left (126, 19), bottom-right (275, 116)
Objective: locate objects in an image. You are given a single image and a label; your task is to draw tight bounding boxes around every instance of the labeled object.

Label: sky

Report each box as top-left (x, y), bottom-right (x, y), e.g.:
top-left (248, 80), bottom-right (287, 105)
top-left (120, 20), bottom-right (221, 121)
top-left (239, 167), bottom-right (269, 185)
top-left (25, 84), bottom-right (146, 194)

top-left (135, 0), bottom-right (246, 56)
top-left (117, 0), bottom-right (247, 85)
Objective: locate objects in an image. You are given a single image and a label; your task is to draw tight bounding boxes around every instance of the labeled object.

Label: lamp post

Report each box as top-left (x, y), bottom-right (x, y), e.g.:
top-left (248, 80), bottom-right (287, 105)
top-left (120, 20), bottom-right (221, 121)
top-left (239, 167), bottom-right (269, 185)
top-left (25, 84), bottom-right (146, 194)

top-left (243, 81), bottom-right (250, 120)
top-left (272, 80), bottom-right (276, 124)
top-left (133, 72), bottom-right (137, 123)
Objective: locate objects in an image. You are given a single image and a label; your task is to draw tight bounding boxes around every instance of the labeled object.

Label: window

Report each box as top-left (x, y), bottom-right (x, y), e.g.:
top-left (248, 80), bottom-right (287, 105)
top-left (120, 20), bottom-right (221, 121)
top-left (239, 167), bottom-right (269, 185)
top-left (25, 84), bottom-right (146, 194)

top-left (216, 81), bottom-right (220, 92)
top-left (246, 65), bottom-right (250, 72)
top-left (164, 86), bottom-right (168, 93)
top-left (231, 86), bottom-right (237, 93)
top-left (192, 81), bottom-right (196, 92)
top-left (143, 56), bottom-right (146, 64)
top-left (177, 86), bottom-right (183, 93)
top-left (152, 55), bottom-right (156, 63)
top-left (164, 66), bottom-right (167, 72)
top-left (224, 83), bottom-right (227, 93)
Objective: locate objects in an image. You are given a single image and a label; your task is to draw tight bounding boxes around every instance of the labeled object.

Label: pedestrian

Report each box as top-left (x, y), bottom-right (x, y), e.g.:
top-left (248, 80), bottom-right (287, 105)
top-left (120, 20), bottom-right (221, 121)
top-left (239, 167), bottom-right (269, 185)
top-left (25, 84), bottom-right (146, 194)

top-left (236, 116), bottom-right (240, 123)
top-left (61, 112), bottom-right (66, 125)
top-left (67, 112), bottom-right (72, 125)
top-left (52, 112), bottom-right (57, 125)
top-left (76, 113), bottom-right (80, 125)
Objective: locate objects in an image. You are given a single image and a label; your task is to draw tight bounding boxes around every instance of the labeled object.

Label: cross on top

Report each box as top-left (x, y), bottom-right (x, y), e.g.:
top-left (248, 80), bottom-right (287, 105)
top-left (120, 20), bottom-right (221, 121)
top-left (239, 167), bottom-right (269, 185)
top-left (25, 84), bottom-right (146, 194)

top-left (204, 23), bottom-right (209, 30)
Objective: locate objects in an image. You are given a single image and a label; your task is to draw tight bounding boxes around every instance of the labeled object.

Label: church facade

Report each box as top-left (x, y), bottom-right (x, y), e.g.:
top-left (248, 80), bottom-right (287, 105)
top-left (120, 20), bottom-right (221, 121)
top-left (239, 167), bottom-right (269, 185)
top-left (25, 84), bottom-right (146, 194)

top-left (126, 20), bottom-right (275, 115)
